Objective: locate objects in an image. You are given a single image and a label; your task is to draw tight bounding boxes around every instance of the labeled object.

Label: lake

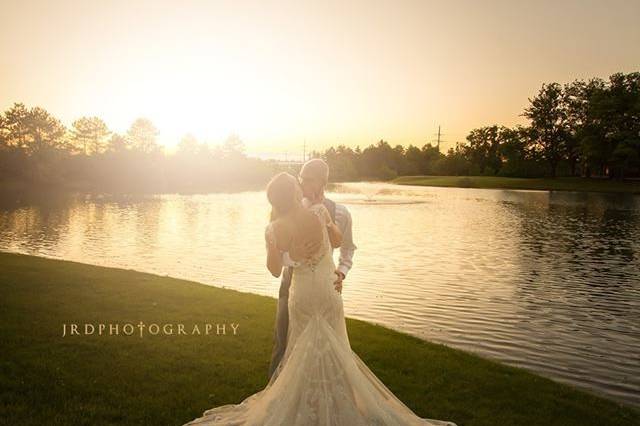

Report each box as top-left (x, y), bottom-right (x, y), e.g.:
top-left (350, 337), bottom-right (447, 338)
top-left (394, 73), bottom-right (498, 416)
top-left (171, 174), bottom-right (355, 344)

top-left (1, 182), bottom-right (639, 407)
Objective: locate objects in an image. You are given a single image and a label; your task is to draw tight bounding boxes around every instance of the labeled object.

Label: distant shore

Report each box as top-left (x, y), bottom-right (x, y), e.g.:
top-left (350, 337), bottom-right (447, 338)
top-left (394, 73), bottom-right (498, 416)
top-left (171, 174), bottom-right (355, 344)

top-left (393, 175), bottom-right (640, 194)
top-left (1, 251), bottom-right (638, 425)
top-left (3, 176), bottom-right (640, 203)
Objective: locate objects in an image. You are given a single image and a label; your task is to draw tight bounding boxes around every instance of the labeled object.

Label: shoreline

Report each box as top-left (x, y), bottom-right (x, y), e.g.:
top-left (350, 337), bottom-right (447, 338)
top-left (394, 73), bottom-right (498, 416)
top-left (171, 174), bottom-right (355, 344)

top-left (5, 175), bottom-right (640, 201)
top-left (392, 175), bottom-right (640, 194)
top-left (0, 251), bottom-right (638, 425)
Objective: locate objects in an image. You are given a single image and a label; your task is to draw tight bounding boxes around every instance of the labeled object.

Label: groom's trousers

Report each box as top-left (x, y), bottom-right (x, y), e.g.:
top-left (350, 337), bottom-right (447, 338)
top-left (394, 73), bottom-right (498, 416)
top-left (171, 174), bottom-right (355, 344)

top-left (268, 265), bottom-right (293, 380)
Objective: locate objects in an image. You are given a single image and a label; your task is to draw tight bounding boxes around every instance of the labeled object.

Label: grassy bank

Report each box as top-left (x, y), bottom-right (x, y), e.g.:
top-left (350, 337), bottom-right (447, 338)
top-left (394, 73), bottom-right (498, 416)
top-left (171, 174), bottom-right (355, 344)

top-left (0, 252), bottom-right (637, 425)
top-left (393, 175), bottom-right (640, 194)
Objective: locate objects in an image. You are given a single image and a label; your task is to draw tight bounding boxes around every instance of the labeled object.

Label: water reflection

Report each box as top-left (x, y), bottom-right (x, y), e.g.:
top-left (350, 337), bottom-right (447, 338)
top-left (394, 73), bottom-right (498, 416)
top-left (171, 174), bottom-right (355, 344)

top-left (1, 183), bottom-right (639, 407)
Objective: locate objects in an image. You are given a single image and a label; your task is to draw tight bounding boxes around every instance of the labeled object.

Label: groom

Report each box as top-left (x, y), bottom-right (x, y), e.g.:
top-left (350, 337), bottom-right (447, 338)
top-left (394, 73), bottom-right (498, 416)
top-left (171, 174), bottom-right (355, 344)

top-left (268, 158), bottom-right (357, 380)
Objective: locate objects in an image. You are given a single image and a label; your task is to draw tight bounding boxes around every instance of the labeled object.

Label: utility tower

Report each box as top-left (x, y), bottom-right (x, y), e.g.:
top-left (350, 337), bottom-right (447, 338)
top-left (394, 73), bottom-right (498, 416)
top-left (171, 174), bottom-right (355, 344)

top-left (432, 125), bottom-right (446, 153)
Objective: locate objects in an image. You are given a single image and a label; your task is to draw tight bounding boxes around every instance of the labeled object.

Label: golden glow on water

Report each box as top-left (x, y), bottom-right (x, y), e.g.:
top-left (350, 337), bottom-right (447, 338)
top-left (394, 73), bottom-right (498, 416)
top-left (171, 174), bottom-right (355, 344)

top-left (1, 183), bottom-right (640, 406)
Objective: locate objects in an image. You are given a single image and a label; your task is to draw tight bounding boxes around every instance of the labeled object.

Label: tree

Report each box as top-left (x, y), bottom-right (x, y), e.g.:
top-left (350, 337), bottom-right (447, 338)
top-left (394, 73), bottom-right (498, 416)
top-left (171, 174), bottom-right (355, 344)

top-left (599, 72), bottom-right (640, 179)
top-left (320, 145), bottom-right (359, 181)
top-left (107, 133), bottom-right (129, 153)
top-left (574, 78), bottom-right (609, 177)
top-left (439, 143), bottom-right (470, 176)
top-left (563, 80), bottom-right (590, 176)
top-left (1, 103), bottom-right (31, 150)
top-left (358, 140), bottom-right (397, 179)
top-left (177, 133), bottom-right (200, 156)
top-left (221, 134), bottom-right (246, 159)
top-left (496, 125), bottom-right (543, 177)
top-left (420, 143), bottom-right (442, 175)
top-left (0, 114), bottom-right (7, 150)
top-left (403, 145), bottom-right (423, 175)
top-left (71, 116), bottom-right (111, 155)
top-left (22, 106), bottom-right (67, 155)
top-left (523, 82), bottom-right (570, 177)
top-left (465, 125), bottom-right (504, 175)
top-left (127, 118), bottom-right (160, 154)
top-left (572, 73), bottom-right (640, 178)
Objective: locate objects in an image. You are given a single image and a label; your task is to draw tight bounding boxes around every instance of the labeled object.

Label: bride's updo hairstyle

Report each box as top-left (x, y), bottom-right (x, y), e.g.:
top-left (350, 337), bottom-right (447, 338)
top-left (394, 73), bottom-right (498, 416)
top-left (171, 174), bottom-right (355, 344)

top-left (266, 172), bottom-right (300, 221)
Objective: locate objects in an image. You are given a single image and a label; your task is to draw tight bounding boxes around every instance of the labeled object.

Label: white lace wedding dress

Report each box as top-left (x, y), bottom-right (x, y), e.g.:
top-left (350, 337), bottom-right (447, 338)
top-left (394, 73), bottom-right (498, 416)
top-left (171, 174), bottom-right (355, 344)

top-left (183, 204), bottom-right (457, 426)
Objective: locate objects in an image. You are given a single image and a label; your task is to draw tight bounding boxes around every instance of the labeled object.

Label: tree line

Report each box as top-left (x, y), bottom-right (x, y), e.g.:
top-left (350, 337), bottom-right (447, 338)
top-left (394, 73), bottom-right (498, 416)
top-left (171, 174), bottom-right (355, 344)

top-left (1, 71), bottom-right (638, 193)
top-left (0, 105), bottom-right (273, 192)
top-left (312, 71), bottom-right (640, 181)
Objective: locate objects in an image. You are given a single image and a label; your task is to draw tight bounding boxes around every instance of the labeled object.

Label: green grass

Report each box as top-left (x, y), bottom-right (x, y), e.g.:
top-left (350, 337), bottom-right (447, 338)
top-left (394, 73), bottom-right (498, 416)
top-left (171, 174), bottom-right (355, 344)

top-left (393, 175), bottom-right (640, 194)
top-left (0, 252), bottom-right (637, 425)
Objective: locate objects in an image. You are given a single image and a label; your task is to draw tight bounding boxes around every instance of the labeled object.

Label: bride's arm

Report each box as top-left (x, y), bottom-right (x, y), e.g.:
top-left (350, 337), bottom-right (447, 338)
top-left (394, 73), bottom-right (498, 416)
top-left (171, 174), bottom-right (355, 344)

top-left (265, 225), bottom-right (283, 277)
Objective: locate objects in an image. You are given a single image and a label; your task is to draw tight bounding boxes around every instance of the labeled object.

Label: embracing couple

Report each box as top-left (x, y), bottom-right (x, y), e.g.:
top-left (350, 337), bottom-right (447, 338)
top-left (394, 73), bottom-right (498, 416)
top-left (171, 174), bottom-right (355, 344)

top-left (183, 159), bottom-right (456, 426)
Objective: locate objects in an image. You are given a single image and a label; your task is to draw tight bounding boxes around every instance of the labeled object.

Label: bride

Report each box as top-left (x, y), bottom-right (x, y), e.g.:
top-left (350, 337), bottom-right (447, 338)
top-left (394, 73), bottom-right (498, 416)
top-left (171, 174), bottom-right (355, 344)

top-left (183, 172), bottom-right (457, 426)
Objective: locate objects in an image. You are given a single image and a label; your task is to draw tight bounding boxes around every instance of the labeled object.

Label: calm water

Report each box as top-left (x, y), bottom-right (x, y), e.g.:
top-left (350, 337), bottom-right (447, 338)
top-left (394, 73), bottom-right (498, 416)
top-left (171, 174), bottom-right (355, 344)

top-left (1, 182), bottom-right (639, 407)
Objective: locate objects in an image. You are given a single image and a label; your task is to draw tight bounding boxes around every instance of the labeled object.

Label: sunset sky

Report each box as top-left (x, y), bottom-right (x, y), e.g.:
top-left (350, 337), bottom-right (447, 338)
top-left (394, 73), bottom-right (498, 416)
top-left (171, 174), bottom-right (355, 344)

top-left (2, 0), bottom-right (638, 157)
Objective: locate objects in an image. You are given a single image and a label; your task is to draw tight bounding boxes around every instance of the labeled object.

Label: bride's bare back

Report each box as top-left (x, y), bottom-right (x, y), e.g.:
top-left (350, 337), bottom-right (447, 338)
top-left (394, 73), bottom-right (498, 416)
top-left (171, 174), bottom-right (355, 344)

top-left (272, 207), bottom-right (324, 259)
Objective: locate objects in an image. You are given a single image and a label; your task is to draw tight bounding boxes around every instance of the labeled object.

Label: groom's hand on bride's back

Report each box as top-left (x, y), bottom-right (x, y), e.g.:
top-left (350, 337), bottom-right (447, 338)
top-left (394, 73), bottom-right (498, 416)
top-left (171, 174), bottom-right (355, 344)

top-left (290, 239), bottom-right (321, 261)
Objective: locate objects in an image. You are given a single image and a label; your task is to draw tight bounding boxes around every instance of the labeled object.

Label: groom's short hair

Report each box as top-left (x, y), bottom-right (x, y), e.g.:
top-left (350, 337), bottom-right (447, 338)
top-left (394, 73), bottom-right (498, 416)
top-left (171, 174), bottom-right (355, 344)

top-left (301, 158), bottom-right (329, 185)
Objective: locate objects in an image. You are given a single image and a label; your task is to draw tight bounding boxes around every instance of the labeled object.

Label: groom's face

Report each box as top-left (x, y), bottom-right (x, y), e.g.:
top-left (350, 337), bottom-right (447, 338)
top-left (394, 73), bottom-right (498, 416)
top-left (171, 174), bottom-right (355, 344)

top-left (298, 171), bottom-right (323, 199)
